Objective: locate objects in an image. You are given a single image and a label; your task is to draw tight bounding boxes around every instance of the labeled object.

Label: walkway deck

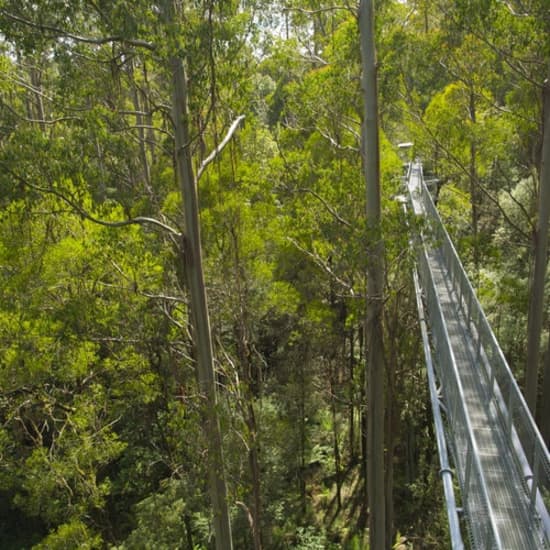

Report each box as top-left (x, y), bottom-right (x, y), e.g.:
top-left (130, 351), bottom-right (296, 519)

top-left (408, 162), bottom-right (549, 549)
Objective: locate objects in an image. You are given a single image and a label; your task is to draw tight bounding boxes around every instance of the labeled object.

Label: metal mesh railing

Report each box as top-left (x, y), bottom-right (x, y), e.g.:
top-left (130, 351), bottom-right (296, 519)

top-left (417, 245), bottom-right (502, 549)
top-left (411, 162), bottom-right (550, 548)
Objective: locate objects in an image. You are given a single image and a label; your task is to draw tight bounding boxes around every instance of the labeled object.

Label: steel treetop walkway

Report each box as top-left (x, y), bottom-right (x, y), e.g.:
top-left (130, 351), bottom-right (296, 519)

top-left (406, 162), bottom-right (550, 549)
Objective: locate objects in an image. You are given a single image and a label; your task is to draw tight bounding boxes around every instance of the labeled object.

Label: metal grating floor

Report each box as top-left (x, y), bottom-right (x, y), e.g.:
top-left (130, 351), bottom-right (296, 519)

top-left (427, 247), bottom-right (541, 549)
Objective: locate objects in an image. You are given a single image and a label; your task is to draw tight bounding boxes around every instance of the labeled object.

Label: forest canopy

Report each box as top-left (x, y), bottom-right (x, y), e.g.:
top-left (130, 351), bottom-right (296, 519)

top-left (0, 0), bottom-right (548, 548)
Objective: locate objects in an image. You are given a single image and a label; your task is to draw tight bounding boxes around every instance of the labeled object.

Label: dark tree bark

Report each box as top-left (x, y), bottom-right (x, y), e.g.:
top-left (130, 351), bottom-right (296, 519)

top-left (525, 74), bottom-right (550, 416)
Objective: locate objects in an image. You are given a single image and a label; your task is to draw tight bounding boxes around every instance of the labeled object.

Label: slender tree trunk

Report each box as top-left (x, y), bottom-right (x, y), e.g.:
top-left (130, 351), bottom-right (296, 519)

top-left (330, 362), bottom-right (342, 511)
top-left (359, 1), bottom-right (386, 548)
top-left (232, 233), bottom-right (263, 550)
top-left (298, 349), bottom-right (307, 516)
top-left (244, 401), bottom-right (263, 550)
top-left (423, 5), bottom-right (429, 34)
top-left (184, 514), bottom-right (194, 549)
top-left (359, 324), bottom-right (368, 531)
top-left (349, 326), bottom-right (356, 461)
top-left (129, 59), bottom-right (152, 194)
top-left (384, 301), bottom-right (400, 547)
top-left (541, 333), bottom-right (550, 446)
top-left (469, 88), bottom-right (479, 276)
top-left (142, 60), bottom-right (156, 160)
top-left (170, 44), bottom-right (233, 550)
top-left (30, 63), bottom-right (46, 133)
top-left (525, 74), bottom-right (550, 416)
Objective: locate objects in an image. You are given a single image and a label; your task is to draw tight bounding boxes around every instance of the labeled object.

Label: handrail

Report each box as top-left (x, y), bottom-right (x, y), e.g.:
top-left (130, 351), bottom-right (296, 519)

top-left (417, 230), bottom-right (503, 549)
top-left (416, 167), bottom-right (550, 544)
top-left (402, 171), bottom-right (464, 549)
top-left (408, 162), bottom-right (502, 547)
top-left (413, 266), bottom-right (464, 549)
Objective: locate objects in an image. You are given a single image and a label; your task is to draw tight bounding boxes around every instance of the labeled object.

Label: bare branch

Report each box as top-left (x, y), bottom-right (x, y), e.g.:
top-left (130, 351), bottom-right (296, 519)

top-left (316, 127), bottom-right (359, 153)
top-left (140, 292), bottom-right (186, 303)
top-left (297, 187), bottom-right (353, 228)
top-left (0, 71), bottom-right (55, 102)
top-left (340, 121), bottom-right (361, 142)
top-left (301, 53), bottom-right (329, 65)
top-left (0, 98), bottom-right (82, 125)
top-left (282, 6), bottom-right (354, 15)
top-left (7, 169), bottom-right (182, 237)
top-left (119, 124), bottom-right (174, 139)
top-left (196, 115), bottom-right (245, 180)
top-left (287, 237), bottom-right (356, 295)
top-left (503, 1), bottom-right (530, 17)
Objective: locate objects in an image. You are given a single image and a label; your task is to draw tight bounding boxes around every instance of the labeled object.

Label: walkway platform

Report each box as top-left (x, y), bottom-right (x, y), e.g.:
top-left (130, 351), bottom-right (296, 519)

top-left (407, 162), bottom-right (549, 549)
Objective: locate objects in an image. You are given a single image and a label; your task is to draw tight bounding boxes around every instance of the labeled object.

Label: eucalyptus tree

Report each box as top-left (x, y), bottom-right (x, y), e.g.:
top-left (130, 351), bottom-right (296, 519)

top-left (527, 71), bottom-right (550, 421)
top-left (399, 0), bottom-right (550, 424)
top-left (165, 2), bottom-right (234, 546)
top-left (0, 0), bottom-right (256, 546)
top-left (359, 0), bottom-right (386, 548)
top-left (437, 0), bottom-right (550, 420)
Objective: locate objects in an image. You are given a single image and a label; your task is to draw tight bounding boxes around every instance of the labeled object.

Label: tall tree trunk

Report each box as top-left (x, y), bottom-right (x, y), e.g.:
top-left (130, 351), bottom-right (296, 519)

top-left (359, 1), bottom-right (386, 549)
top-left (30, 62), bottom-right (46, 133)
top-left (142, 60), bottom-right (157, 160)
top-left (232, 229), bottom-right (263, 550)
top-left (245, 402), bottom-right (263, 550)
top-left (359, 325), bottom-right (368, 531)
top-left (384, 295), bottom-right (403, 546)
top-left (541, 331), bottom-right (550, 446)
top-left (170, 39), bottom-right (233, 550)
top-left (330, 362), bottom-right (343, 511)
top-left (298, 348), bottom-right (308, 516)
top-left (349, 326), bottom-right (356, 461)
top-left (525, 73), bottom-right (550, 416)
top-left (469, 88), bottom-right (480, 277)
top-left (128, 59), bottom-right (152, 196)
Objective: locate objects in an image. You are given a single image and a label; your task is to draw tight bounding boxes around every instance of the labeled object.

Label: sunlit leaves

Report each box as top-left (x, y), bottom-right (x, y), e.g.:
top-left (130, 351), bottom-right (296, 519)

top-left (0, 188), bottom-right (178, 542)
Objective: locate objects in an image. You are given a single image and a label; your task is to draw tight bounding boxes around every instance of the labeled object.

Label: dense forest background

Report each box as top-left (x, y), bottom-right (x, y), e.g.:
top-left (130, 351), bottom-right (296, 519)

top-left (0, 0), bottom-right (549, 548)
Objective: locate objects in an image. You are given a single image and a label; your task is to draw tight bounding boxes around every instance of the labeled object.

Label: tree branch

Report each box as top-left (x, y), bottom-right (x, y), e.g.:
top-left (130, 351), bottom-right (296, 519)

top-left (296, 187), bottom-right (353, 227)
top-left (282, 6), bottom-right (354, 15)
top-left (7, 168), bottom-right (181, 237)
top-left (316, 127), bottom-right (359, 153)
top-left (287, 237), bottom-right (356, 295)
top-left (196, 115), bottom-right (245, 180)
top-left (1, 9), bottom-right (155, 51)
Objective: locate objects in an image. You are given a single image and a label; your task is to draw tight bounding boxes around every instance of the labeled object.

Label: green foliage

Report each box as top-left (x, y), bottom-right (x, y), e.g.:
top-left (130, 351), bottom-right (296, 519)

top-left (1, 0), bottom-right (544, 547)
top-left (114, 479), bottom-right (209, 550)
top-left (293, 526), bottom-right (335, 549)
top-left (32, 519), bottom-right (102, 550)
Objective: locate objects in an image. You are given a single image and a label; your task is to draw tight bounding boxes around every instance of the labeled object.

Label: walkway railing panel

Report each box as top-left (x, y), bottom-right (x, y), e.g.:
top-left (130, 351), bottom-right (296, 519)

top-left (417, 244), bottom-right (502, 549)
top-left (410, 162), bottom-right (550, 546)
